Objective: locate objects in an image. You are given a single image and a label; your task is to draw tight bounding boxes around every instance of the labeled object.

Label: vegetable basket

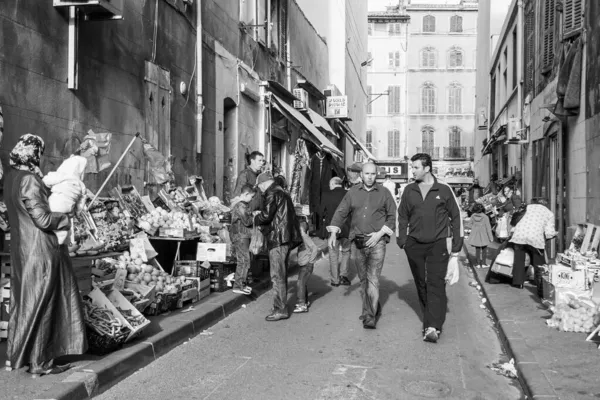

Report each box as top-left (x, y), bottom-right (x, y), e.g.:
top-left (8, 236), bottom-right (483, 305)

top-left (86, 326), bottom-right (127, 356)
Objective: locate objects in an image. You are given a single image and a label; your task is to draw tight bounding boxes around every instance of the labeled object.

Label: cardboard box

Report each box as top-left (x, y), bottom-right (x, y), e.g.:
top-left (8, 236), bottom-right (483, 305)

top-left (197, 243), bottom-right (227, 262)
top-left (87, 288), bottom-right (150, 342)
top-left (554, 286), bottom-right (592, 306)
top-left (549, 263), bottom-right (589, 291)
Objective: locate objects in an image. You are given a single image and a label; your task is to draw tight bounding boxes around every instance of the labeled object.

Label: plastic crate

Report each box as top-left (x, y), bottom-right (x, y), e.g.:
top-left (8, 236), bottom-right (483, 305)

top-left (210, 262), bottom-right (236, 292)
top-left (173, 260), bottom-right (210, 280)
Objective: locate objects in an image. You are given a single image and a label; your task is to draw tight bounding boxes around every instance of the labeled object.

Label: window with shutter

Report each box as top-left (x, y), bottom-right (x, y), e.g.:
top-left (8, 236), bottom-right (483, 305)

top-left (423, 15), bottom-right (435, 32)
top-left (449, 127), bottom-right (461, 147)
top-left (524, 7), bottom-right (535, 95)
top-left (450, 15), bottom-right (463, 33)
top-left (448, 84), bottom-right (462, 114)
top-left (542, 0), bottom-right (555, 72)
top-left (388, 23), bottom-right (401, 36)
top-left (388, 86), bottom-right (401, 114)
top-left (367, 86), bottom-right (373, 114)
top-left (449, 49), bottom-right (463, 68)
top-left (421, 83), bottom-right (436, 114)
top-left (368, 23), bottom-right (373, 36)
top-left (278, 0), bottom-right (288, 61)
top-left (366, 130), bottom-right (373, 153)
top-left (367, 51), bottom-right (373, 70)
top-left (421, 127), bottom-right (434, 151)
top-left (421, 48), bottom-right (436, 68)
top-left (387, 130), bottom-right (400, 158)
top-left (563, 0), bottom-right (583, 39)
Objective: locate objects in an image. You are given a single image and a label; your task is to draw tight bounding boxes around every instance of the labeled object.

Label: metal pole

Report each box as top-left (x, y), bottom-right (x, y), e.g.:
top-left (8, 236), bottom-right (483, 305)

top-left (87, 132), bottom-right (141, 208)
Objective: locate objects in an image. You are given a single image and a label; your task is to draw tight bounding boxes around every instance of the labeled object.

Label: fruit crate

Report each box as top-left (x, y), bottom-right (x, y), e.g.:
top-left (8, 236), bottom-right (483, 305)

top-left (173, 260), bottom-right (210, 280)
top-left (210, 262), bottom-right (236, 292)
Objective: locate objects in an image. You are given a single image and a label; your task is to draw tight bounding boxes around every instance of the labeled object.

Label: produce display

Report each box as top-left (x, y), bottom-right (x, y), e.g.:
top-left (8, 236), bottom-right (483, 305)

top-left (83, 300), bottom-right (129, 341)
top-left (115, 251), bottom-right (193, 294)
top-left (546, 294), bottom-right (600, 333)
top-left (137, 207), bottom-right (196, 233)
top-left (116, 307), bottom-right (146, 328)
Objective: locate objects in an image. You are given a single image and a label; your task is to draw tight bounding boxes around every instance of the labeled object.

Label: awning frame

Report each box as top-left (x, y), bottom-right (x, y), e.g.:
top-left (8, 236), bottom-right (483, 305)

top-left (336, 120), bottom-right (378, 162)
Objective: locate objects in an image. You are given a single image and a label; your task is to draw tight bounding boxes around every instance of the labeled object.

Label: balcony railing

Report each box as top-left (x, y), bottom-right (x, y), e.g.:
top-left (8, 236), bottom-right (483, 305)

top-left (416, 147), bottom-right (440, 160)
top-left (443, 146), bottom-right (466, 160)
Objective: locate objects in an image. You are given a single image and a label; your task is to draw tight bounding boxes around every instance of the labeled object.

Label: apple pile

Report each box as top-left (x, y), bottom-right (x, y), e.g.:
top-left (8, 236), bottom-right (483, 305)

top-left (117, 251), bottom-right (190, 294)
top-left (137, 207), bottom-right (192, 232)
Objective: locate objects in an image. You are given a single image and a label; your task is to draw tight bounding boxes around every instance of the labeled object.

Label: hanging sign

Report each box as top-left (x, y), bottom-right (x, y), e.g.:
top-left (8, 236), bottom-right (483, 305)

top-left (326, 96), bottom-right (348, 119)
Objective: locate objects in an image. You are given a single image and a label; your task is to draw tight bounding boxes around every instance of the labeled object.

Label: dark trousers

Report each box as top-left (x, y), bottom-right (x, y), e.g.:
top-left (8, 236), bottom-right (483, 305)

top-left (352, 240), bottom-right (386, 324)
top-left (233, 237), bottom-right (251, 289)
top-left (404, 237), bottom-right (449, 331)
top-left (475, 246), bottom-right (488, 265)
top-left (269, 244), bottom-right (291, 314)
top-left (296, 263), bottom-right (314, 305)
top-left (512, 243), bottom-right (545, 294)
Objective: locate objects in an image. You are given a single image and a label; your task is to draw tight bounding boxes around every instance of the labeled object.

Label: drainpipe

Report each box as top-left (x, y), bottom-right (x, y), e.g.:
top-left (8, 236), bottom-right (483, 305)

top-left (516, 0), bottom-right (524, 196)
top-left (196, 1), bottom-right (203, 155)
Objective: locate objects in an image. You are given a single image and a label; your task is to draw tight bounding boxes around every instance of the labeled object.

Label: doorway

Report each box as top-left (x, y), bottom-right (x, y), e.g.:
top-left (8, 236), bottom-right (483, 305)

top-left (223, 97), bottom-right (238, 204)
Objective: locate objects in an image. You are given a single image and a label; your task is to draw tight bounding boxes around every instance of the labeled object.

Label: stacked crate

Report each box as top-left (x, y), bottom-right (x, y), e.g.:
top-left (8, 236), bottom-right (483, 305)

top-left (0, 256), bottom-right (10, 341)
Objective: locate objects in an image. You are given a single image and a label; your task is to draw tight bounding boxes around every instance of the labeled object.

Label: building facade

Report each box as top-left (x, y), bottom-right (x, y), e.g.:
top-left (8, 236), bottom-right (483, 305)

top-left (477, 0), bottom-right (597, 254)
top-left (405, 0), bottom-right (478, 185)
top-left (366, 5), bottom-right (410, 162)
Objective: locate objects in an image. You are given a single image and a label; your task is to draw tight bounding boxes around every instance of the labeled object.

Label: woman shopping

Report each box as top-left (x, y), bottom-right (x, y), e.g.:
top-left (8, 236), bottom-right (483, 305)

top-left (4, 134), bottom-right (87, 377)
top-left (508, 198), bottom-right (557, 293)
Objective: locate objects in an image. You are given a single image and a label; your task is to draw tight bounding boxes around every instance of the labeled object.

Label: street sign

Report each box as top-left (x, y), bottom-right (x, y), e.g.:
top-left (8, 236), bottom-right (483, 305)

top-left (326, 96), bottom-right (348, 119)
top-left (376, 162), bottom-right (408, 179)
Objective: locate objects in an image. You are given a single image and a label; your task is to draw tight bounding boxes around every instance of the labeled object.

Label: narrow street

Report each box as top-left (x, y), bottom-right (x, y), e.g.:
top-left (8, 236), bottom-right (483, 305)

top-left (97, 244), bottom-right (522, 400)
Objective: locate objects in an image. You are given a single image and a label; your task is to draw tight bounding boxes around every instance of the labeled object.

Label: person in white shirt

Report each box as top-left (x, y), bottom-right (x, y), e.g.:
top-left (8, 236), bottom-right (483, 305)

top-left (382, 175), bottom-right (396, 199)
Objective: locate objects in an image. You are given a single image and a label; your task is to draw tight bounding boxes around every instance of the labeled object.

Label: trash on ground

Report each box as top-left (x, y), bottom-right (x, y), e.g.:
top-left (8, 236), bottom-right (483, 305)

top-left (488, 359), bottom-right (518, 379)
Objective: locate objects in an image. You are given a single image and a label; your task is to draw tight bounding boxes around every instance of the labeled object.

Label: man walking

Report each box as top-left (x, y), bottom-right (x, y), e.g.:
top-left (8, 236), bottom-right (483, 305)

top-left (320, 177), bottom-right (351, 287)
top-left (328, 163), bottom-right (396, 329)
top-left (382, 174), bottom-right (396, 199)
top-left (396, 153), bottom-right (463, 343)
top-left (254, 172), bottom-right (302, 321)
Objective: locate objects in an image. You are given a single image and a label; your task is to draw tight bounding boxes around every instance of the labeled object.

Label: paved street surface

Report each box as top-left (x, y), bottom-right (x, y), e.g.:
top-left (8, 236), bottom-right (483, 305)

top-left (97, 242), bottom-right (522, 400)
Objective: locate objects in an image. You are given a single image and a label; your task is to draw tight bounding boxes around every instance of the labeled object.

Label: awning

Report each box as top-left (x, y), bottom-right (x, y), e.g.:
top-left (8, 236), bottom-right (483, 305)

top-left (270, 94), bottom-right (343, 157)
top-left (305, 108), bottom-right (339, 138)
top-left (337, 121), bottom-right (378, 162)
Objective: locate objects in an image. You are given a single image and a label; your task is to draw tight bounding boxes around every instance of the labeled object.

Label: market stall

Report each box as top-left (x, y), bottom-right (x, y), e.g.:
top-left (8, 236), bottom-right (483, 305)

top-left (0, 135), bottom-right (244, 356)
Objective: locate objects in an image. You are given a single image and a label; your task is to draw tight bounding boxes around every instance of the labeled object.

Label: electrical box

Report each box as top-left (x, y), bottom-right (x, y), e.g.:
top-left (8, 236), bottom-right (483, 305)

top-left (53, 0), bottom-right (123, 20)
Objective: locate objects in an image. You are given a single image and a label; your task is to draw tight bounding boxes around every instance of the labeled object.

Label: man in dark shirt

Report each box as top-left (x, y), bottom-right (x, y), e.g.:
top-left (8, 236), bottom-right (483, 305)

top-left (328, 163), bottom-right (396, 329)
top-left (233, 151), bottom-right (265, 212)
top-left (397, 153), bottom-right (463, 343)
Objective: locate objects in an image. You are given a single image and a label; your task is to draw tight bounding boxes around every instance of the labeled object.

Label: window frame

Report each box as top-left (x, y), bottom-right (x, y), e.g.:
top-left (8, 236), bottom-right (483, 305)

top-left (388, 51), bottom-right (401, 69)
top-left (448, 48), bottom-right (464, 68)
top-left (387, 85), bottom-right (401, 115)
top-left (423, 15), bottom-right (436, 33)
top-left (449, 126), bottom-right (461, 148)
top-left (421, 126), bottom-right (435, 150)
top-left (542, 0), bottom-right (556, 73)
top-left (450, 15), bottom-right (463, 33)
top-left (448, 83), bottom-right (462, 114)
top-left (420, 47), bottom-right (437, 69)
top-left (563, 0), bottom-right (583, 39)
top-left (421, 83), bottom-right (436, 114)
top-left (366, 129), bottom-right (374, 154)
top-left (387, 129), bottom-right (401, 158)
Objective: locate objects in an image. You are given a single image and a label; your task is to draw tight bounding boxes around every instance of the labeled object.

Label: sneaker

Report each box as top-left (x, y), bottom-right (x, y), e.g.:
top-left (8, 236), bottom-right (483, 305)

top-left (423, 327), bottom-right (439, 343)
top-left (481, 264), bottom-right (489, 269)
top-left (243, 285), bottom-right (253, 293)
top-left (233, 287), bottom-right (251, 295)
top-left (293, 304), bottom-right (309, 313)
top-left (339, 276), bottom-right (351, 286)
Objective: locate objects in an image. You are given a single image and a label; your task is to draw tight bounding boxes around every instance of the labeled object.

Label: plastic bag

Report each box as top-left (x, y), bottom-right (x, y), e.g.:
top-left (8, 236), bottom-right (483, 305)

top-left (446, 256), bottom-right (460, 286)
top-left (495, 214), bottom-right (509, 239)
top-left (249, 225), bottom-right (265, 255)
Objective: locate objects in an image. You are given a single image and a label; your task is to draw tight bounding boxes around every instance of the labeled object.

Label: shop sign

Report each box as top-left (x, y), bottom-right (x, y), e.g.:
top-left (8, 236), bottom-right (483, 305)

top-left (326, 96), bottom-right (348, 119)
top-left (376, 163), bottom-right (408, 179)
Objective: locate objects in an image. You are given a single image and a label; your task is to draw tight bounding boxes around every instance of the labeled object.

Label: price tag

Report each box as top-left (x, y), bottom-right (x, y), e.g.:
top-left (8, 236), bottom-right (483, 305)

top-left (113, 268), bottom-right (127, 291)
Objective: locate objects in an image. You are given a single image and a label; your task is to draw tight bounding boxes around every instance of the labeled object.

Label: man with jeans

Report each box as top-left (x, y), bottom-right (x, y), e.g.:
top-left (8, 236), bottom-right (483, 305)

top-left (328, 163), bottom-right (396, 329)
top-left (320, 177), bottom-right (351, 286)
top-left (396, 153), bottom-right (463, 343)
top-left (254, 172), bottom-right (302, 321)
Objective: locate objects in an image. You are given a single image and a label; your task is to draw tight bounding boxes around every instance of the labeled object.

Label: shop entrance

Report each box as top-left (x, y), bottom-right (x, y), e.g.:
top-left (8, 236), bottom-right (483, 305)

top-left (223, 97), bottom-right (237, 204)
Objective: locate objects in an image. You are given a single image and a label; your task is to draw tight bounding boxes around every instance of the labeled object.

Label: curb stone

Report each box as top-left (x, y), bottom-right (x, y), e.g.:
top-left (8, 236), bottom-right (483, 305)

top-left (34, 273), bottom-right (275, 400)
top-left (462, 244), bottom-right (559, 400)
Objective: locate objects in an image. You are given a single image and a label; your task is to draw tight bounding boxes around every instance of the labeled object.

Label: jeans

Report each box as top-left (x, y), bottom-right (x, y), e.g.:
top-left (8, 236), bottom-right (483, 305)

top-left (404, 237), bottom-right (449, 331)
top-left (352, 240), bottom-right (386, 324)
top-left (296, 263), bottom-right (314, 305)
top-left (329, 238), bottom-right (350, 283)
top-left (269, 244), bottom-right (291, 314)
top-left (233, 237), bottom-right (251, 289)
top-left (512, 243), bottom-right (545, 294)
top-left (475, 246), bottom-right (488, 266)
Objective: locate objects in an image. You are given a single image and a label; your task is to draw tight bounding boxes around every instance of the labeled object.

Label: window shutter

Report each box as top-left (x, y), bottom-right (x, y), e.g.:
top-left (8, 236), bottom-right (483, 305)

top-left (524, 7), bottom-right (535, 94)
top-left (279, 0), bottom-right (288, 61)
top-left (367, 51), bottom-right (372, 69)
top-left (542, 0), bottom-right (555, 72)
top-left (395, 51), bottom-right (400, 67)
top-left (563, 0), bottom-right (583, 39)
top-left (389, 52), bottom-right (393, 68)
top-left (368, 23), bottom-right (373, 36)
top-left (366, 130), bottom-right (373, 153)
top-left (421, 50), bottom-right (427, 67)
top-left (387, 131), bottom-right (394, 157)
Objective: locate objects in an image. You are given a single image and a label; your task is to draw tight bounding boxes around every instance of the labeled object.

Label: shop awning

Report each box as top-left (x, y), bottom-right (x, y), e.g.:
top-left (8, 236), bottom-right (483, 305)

top-left (305, 108), bottom-right (339, 138)
top-left (337, 121), bottom-right (378, 162)
top-left (270, 94), bottom-right (343, 157)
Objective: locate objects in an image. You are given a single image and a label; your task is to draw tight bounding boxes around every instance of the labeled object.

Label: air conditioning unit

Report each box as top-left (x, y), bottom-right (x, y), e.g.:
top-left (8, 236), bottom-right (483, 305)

top-left (293, 88), bottom-right (309, 110)
top-left (505, 117), bottom-right (528, 144)
top-left (53, 0), bottom-right (123, 20)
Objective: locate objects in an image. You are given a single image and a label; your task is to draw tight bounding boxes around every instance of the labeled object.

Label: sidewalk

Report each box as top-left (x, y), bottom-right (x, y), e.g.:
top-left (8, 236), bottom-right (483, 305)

top-left (463, 241), bottom-right (600, 400)
top-left (0, 267), bottom-right (281, 400)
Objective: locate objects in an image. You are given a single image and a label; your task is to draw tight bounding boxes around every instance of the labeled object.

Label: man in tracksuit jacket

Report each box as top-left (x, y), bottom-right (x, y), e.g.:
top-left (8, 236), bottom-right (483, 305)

top-left (396, 153), bottom-right (463, 343)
